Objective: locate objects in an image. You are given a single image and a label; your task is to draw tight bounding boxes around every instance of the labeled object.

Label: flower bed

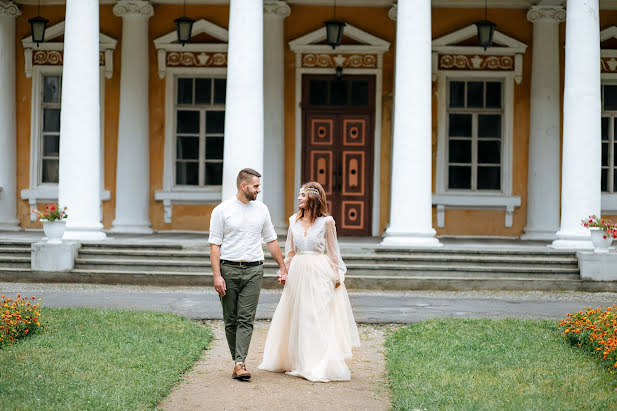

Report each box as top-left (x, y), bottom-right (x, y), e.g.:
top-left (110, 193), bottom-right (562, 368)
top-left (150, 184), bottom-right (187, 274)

top-left (559, 305), bottom-right (617, 369)
top-left (0, 294), bottom-right (42, 347)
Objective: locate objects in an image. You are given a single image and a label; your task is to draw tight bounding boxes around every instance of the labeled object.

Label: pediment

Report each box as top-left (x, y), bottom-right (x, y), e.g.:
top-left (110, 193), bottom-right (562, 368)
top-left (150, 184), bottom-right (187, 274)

top-left (289, 23), bottom-right (390, 54)
top-left (601, 26), bottom-right (617, 51)
top-left (22, 21), bottom-right (117, 50)
top-left (153, 19), bottom-right (228, 52)
top-left (433, 24), bottom-right (527, 54)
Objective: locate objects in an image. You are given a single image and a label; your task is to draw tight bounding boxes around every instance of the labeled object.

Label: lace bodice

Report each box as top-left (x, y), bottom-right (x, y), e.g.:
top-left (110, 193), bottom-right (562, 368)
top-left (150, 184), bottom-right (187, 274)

top-left (283, 215), bottom-right (347, 282)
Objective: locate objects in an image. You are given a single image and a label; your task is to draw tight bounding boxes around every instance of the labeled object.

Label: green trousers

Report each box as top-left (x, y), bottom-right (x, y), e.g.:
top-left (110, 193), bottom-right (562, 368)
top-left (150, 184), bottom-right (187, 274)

top-left (219, 262), bottom-right (263, 363)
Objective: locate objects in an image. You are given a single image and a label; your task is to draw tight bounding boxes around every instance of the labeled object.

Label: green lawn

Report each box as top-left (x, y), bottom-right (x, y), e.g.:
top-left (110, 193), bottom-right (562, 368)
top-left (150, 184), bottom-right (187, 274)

top-left (386, 318), bottom-right (617, 410)
top-left (0, 308), bottom-right (212, 410)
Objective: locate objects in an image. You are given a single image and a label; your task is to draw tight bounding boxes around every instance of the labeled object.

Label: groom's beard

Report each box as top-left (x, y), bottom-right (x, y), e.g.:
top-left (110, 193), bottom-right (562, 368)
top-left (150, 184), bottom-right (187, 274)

top-left (243, 190), bottom-right (258, 202)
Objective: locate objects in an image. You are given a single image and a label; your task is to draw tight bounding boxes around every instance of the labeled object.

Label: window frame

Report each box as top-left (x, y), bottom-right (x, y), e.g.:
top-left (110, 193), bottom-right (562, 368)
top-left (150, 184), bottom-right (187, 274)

top-left (155, 67), bottom-right (227, 223)
top-left (21, 65), bottom-right (109, 218)
top-left (600, 75), bottom-right (617, 213)
top-left (174, 76), bottom-right (226, 188)
top-left (445, 79), bottom-right (504, 192)
top-left (434, 70), bottom-right (520, 228)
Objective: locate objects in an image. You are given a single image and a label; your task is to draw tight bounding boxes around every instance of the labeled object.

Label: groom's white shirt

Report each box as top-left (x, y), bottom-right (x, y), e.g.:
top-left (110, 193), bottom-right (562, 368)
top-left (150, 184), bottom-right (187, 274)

top-left (208, 197), bottom-right (277, 262)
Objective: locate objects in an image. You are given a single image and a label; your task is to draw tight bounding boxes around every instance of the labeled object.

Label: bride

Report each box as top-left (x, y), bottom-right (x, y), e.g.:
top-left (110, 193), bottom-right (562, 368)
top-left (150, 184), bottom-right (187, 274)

top-left (258, 182), bottom-right (360, 382)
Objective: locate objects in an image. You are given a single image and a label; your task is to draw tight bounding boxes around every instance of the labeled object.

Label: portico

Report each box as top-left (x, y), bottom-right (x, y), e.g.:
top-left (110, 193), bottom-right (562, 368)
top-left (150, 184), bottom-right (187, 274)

top-left (0, 0), bottom-right (612, 252)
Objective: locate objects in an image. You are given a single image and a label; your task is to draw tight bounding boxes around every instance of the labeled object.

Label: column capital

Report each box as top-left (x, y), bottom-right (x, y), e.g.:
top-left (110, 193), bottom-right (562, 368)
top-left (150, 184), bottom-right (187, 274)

top-left (0, 1), bottom-right (20, 18)
top-left (527, 6), bottom-right (565, 24)
top-left (388, 4), bottom-right (397, 21)
top-left (113, 0), bottom-right (154, 19)
top-left (264, 1), bottom-right (290, 18)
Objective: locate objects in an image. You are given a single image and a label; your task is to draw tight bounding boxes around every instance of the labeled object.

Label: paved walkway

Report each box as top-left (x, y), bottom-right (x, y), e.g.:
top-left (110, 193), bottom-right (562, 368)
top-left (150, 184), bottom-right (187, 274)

top-left (1, 282), bottom-right (616, 323)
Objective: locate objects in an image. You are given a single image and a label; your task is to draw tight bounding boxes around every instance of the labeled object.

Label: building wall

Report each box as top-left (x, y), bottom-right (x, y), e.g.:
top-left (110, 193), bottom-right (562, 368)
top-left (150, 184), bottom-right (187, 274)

top-left (11, 4), bottom-right (582, 237)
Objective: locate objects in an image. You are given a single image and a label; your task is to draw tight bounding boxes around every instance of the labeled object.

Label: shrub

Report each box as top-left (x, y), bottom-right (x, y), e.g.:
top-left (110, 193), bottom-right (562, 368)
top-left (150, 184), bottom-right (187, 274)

top-left (0, 294), bottom-right (42, 347)
top-left (558, 304), bottom-right (617, 369)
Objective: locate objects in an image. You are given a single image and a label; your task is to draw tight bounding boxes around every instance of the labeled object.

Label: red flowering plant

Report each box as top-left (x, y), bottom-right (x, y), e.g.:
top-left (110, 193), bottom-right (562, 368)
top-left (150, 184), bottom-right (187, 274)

top-left (0, 294), bottom-right (43, 348)
top-left (581, 215), bottom-right (617, 239)
top-left (32, 203), bottom-right (68, 222)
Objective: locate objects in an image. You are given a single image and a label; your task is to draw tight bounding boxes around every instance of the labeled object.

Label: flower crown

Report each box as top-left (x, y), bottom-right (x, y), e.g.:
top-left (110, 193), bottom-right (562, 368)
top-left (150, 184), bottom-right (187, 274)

top-left (300, 187), bottom-right (321, 196)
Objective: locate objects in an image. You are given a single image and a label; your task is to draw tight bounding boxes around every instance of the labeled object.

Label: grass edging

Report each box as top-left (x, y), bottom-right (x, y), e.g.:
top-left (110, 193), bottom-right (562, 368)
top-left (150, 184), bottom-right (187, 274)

top-left (385, 318), bottom-right (617, 410)
top-left (0, 307), bottom-right (212, 410)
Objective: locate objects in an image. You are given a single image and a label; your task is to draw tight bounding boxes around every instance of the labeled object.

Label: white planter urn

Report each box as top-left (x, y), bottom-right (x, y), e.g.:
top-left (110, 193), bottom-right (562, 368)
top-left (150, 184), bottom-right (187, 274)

top-left (589, 227), bottom-right (613, 253)
top-left (41, 220), bottom-right (66, 244)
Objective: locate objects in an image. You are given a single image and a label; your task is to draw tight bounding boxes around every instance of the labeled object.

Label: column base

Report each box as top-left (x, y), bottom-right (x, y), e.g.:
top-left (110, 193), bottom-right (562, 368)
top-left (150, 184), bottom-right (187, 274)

top-left (63, 227), bottom-right (107, 241)
top-left (0, 219), bottom-right (21, 231)
top-left (381, 229), bottom-right (442, 248)
top-left (110, 220), bottom-right (153, 234)
top-left (520, 226), bottom-right (558, 241)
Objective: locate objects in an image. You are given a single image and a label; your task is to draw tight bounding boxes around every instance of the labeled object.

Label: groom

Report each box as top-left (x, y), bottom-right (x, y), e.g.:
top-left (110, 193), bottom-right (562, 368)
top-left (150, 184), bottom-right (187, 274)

top-left (208, 168), bottom-right (288, 381)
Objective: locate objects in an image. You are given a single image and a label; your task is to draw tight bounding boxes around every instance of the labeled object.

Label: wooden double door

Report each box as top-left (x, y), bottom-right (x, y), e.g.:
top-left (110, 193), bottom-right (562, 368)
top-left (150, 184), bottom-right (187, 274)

top-left (301, 75), bottom-right (375, 236)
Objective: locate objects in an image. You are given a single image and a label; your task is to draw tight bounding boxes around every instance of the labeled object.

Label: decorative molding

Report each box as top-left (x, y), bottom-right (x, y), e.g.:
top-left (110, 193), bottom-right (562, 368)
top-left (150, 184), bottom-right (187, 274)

top-left (0, 1), bottom-right (20, 18)
top-left (22, 21), bottom-right (117, 79)
top-left (263, 0), bottom-right (291, 18)
top-left (432, 194), bottom-right (521, 228)
top-left (526, 6), bottom-right (565, 23)
top-left (112, 0), bottom-right (154, 18)
top-left (301, 53), bottom-right (377, 68)
top-left (166, 51), bottom-right (227, 67)
top-left (438, 54), bottom-right (514, 70)
top-left (388, 4), bottom-right (396, 21)
top-left (32, 50), bottom-right (62, 65)
top-left (601, 57), bottom-right (617, 73)
top-left (432, 24), bottom-right (527, 84)
top-left (154, 18), bottom-right (229, 78)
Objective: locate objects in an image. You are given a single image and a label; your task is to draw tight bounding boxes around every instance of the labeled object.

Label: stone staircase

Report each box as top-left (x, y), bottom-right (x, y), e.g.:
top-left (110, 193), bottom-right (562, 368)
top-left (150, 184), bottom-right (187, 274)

top-left (1, 240), bottom-right (612, 291)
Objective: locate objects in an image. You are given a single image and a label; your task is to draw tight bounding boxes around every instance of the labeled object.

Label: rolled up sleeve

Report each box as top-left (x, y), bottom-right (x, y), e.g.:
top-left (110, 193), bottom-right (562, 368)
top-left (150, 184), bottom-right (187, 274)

top-left (208, 207), bottom-right (224, 245)
top-left (261, 208), bottom-right (277, 243)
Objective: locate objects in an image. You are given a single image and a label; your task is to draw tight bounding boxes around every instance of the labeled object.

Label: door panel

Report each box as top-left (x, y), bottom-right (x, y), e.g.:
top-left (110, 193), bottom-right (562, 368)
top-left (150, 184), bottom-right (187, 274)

top-left (301, 75), bottom-right (374, 237)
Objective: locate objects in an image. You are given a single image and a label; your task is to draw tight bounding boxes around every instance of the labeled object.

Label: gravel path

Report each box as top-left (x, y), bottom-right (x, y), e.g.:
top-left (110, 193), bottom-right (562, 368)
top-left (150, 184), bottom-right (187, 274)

top-left (158, 321), bottom-right (392, 411)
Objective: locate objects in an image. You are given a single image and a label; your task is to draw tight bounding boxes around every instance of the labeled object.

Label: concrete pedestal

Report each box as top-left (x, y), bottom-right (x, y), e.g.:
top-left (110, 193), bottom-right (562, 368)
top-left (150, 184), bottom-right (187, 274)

top-left (577, 251), bottom-right (617, 281)
top-left (31, 241), bottom-right (79, 272)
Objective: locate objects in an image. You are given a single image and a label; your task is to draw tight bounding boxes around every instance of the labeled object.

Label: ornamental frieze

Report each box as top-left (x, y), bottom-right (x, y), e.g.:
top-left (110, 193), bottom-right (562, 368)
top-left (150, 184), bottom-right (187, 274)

top-left (439, 54), bottom-right (514, 71)
top-left (601, 57), bottom-right (617, 73)
top-left (166, 52), bottom-right (227, 67)
top-left (301, 53), bottom-right (377, 68)
top-left (31, 50), bottom-right (106, 66)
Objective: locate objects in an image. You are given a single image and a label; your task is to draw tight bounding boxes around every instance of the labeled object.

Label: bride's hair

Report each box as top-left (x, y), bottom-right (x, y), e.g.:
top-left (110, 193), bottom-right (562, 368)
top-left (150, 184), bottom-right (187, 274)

top-left (297, 182), bottom-right (329, 223)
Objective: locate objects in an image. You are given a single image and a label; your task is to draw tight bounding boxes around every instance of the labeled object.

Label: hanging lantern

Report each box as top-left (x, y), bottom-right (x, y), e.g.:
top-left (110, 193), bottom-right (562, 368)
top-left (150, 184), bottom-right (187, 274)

top-left (29, 0), bottom-right (48, 47)
top-left (324, 19), bottom-right (346, 50)
top-left (175, 16), bottom-right (194, 46)
top-left (475, 20), bottom-right (496, 50)
top-left (29, 16), bottom-right (49, 46)
top-left (475, 0), bottom-right (496, 51)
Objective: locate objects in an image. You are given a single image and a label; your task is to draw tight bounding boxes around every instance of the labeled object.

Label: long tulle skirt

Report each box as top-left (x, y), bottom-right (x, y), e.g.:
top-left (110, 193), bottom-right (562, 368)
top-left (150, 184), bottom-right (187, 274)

top-left (258, 253), bottom-right (360, 382)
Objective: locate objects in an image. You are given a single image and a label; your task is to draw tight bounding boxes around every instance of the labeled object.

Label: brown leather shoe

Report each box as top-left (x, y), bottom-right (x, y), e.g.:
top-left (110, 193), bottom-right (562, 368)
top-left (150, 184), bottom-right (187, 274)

top-left (232, 363), bottom-right (251, 381)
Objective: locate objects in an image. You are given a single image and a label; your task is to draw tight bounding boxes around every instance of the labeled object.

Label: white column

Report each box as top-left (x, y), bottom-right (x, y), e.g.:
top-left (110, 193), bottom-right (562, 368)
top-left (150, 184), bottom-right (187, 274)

top-left (381, 0), bottom-right (440, 247)
top-left (0, 2), bottom-right (20, 231)
top-left (521, 6), bottom-right (565, 240)
top-left (552, 0), bottom-right (601, 249)
top-left (263, 1), bottom-right (290, 233)
top-left (59, 0), bottom-right (106, 240)
top-left (111, 1), bottom-right (153, 233)
top-left (221, 0), bottom-right (264, 200)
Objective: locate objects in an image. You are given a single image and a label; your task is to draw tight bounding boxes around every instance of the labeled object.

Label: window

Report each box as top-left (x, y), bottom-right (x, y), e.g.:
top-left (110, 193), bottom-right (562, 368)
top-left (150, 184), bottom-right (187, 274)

top-left (602, 84), bottom-right (617, 193)
top-left (307, 78), bottom-right (370, 107)
top-left (40, 75), bottom-right (62, 184)
top-left (174, 77), bottom-right (226, 187)
top-left (446, 80), bottom-right (503, 191)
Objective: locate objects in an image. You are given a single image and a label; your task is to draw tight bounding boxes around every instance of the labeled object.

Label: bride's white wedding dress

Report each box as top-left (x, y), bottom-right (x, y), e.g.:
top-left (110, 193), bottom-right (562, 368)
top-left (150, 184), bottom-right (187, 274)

top-left (258, 215), bottom-right (360, 382)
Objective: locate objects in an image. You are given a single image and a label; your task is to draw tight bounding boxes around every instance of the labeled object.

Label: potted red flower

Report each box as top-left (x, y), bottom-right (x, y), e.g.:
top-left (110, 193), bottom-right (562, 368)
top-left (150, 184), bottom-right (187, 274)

top-left (32, 203), bottom-right (68, 244)
top-left (581, 215), bottom-right (617, 253)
